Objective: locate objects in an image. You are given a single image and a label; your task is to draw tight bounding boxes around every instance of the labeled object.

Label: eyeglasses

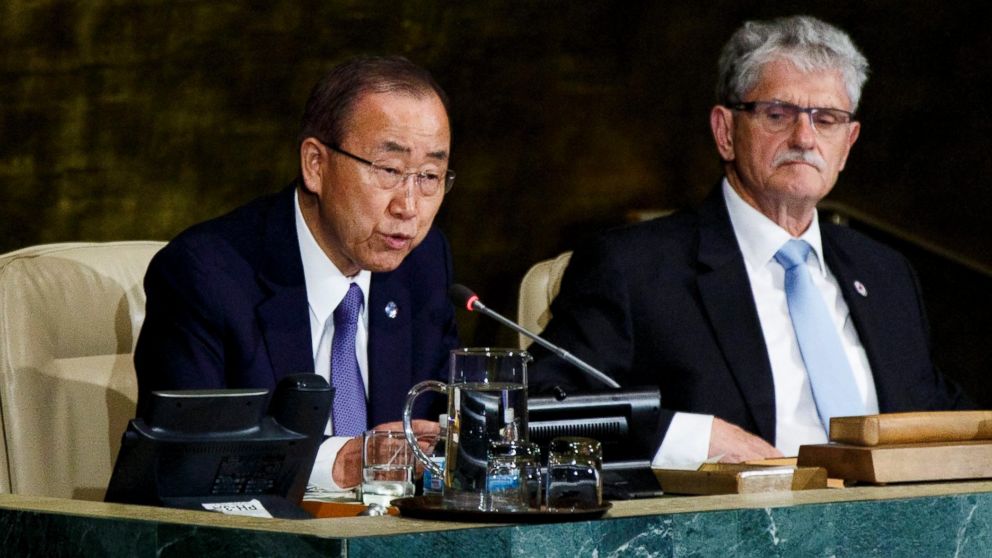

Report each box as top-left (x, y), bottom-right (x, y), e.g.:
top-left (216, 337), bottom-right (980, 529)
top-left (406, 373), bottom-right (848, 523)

top-left (728, 101), bottom-right (855, 137)
top-left (323, 142), bottom-right (455, 196)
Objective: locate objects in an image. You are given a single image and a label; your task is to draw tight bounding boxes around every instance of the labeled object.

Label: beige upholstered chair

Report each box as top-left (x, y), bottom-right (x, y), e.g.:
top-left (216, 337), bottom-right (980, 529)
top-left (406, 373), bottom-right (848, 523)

top-left (517, 211), bottom-right (675, 350)
top-left (0, 241), bottom-right (164, 500)
top-left (517, 251), bottom-right (572, 349)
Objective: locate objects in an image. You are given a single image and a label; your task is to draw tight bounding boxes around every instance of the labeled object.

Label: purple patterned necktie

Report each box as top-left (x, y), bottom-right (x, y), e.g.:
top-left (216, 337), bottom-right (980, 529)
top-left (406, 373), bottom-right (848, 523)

top-left (330, 283), bottom-right (367, 436)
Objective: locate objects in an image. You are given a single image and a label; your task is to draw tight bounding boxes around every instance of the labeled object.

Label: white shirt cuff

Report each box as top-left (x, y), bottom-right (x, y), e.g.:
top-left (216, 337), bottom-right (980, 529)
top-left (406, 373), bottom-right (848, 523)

top-left (651, 412), bottom-right (714, 470)
top-left (308, 435), bottom-right (354, 490)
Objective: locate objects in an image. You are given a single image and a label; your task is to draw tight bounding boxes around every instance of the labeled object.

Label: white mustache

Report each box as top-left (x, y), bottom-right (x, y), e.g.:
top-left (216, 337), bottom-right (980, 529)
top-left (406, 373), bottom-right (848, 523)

top-left (773, 149), bottom-right (825, 171)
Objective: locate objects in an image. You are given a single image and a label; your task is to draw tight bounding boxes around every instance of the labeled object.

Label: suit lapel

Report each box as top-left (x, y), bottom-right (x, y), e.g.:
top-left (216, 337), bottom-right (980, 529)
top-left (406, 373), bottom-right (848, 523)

top-left (821, 228), bottom-right (893, 407)
top-left (256, 185), bottom-right (314, 384)
top-left (366, 271), bottom-right (413, 425)
top-left (694, 191), bottom-right (777, 442)
top-left (257, 284), bottom-right (313, 381)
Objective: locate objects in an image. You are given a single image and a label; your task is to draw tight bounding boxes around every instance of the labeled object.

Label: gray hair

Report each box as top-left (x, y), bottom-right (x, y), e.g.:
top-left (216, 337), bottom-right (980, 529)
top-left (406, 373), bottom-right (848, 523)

top-left (716, 15), bottom-right (869, 112)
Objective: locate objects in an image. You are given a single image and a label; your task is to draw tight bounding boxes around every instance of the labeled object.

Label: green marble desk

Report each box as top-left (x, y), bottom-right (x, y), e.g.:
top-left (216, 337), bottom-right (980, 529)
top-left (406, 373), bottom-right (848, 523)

top-left (2, 481), bottom-right (992, 556)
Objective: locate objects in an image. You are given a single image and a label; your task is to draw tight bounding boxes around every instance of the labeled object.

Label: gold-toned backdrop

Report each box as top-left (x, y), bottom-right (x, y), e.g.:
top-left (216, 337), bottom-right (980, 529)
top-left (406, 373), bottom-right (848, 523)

top-left (2, 1), bottom-right (990, 395)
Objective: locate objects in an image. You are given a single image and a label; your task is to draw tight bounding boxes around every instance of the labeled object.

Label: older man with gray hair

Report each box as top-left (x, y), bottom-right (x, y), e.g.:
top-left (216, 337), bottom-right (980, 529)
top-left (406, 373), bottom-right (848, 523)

top-left (530, 15), bottom-right (970, 467)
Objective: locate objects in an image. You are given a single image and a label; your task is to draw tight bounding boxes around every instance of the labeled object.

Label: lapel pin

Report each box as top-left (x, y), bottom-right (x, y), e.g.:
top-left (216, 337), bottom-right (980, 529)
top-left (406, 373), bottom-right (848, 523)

top-left (384, 301), bottom-right (398, 319)
top-left (854, 280), bottom-right (868, 297)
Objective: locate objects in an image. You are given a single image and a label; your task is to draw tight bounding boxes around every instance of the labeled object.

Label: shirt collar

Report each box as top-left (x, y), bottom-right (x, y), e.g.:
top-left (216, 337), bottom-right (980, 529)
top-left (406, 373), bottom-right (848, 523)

top-left (722, 178), bottom-right (826, 276)
top-left (294, 188), bottom-right (372, 324)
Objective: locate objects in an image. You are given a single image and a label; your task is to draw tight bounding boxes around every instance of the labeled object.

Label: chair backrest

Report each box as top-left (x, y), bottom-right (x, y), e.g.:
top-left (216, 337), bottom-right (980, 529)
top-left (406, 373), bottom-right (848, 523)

top-left (0, 241), bottom-right (165, 500)
top-left (517, 251), bottom-right (572, 349)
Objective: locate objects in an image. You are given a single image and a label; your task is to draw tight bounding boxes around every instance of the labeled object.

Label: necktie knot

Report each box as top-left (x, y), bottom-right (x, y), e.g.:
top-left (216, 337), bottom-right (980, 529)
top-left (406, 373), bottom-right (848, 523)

top-left (774, 239), bottom-right (812, 270)
top-left (334, 283), bottom-right (363, 328)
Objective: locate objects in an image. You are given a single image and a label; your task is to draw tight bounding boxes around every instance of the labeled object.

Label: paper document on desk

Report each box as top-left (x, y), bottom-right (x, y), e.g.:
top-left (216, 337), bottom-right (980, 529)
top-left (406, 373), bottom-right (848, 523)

top-left (201, 499), bottom-right (273, 518)
top-left (303, 483), bottom-right (359, 502)
top-left (654, 463), bottom-right (826, 495)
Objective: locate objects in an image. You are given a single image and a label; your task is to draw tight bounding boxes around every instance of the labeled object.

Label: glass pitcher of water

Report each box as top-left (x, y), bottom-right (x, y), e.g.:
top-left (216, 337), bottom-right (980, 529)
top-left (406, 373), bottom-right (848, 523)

top-left (403, 348), bottom-right (530, 510)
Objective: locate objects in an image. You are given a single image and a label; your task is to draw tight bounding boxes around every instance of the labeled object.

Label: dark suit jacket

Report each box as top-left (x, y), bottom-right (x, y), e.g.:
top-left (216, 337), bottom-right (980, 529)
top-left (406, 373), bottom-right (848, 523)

top-left (135, 184), bottom-right (459, 424)
top-left (530, 188), bottom-right (970, 447)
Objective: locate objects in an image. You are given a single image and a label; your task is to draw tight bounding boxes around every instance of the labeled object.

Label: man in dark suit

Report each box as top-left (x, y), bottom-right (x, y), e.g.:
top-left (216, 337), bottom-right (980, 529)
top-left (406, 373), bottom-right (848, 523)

top-left (531, 16), bottom-right (969, 467)
top-left (135, 56), bottom-right (459, 488)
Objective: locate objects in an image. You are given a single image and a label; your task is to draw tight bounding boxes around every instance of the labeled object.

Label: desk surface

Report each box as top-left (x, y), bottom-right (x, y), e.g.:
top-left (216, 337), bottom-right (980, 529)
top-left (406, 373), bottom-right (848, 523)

top-left (3, 480), bottom-right (992, 556)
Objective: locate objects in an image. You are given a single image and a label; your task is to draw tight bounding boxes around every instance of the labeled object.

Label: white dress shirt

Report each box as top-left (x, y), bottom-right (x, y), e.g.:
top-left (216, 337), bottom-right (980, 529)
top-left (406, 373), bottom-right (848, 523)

top-left (653, 179), bottom-right (878, 469)
top-left (294, 190), bottom-right (372, 489)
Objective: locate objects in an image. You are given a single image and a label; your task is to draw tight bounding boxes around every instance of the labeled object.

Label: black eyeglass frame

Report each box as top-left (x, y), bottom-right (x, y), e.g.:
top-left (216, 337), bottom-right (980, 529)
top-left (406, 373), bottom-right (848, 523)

top-left (727, 101), bottom-right (856, 134)
top-left (321, 141), bottom-right (455, 195)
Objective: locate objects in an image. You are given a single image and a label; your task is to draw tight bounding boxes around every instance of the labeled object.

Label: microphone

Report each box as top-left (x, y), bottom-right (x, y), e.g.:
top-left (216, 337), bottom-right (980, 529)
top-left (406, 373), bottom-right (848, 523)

top-left (449, 284), bottom-right (621, 389)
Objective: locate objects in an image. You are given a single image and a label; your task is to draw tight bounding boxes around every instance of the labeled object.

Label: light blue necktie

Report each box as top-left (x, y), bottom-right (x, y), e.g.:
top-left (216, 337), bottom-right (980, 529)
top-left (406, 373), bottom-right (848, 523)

top-left (330, 283), bottom-right (368, 436)
top-left (774, 239), bottom-right (865, 431)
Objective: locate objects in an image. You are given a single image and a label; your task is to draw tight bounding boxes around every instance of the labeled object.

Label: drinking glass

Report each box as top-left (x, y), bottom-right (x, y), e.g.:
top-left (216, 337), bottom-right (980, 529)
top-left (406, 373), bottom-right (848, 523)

top-left (545, 437), bottom-right (602, 511)
top-left (519, 442), bottom-right (543, 509)
top-left (361, 430), bottom-right (415, 507)
top-left (485, 440), bottom-right (541, 511)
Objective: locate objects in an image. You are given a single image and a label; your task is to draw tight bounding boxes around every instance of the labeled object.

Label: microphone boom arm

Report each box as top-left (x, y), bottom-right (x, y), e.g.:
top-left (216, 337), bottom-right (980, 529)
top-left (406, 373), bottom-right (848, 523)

top-left (472, 299), bottom-right (621, 389)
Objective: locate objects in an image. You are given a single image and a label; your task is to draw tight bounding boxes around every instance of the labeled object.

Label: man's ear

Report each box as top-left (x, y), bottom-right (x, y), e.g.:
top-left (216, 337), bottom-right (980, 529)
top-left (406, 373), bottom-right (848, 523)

top-left (300, 138), bottom-right (325, 194)
top-left (837, 120), bottom-right (861, 172)
top-left (710, 105), bottom-right (736, 161)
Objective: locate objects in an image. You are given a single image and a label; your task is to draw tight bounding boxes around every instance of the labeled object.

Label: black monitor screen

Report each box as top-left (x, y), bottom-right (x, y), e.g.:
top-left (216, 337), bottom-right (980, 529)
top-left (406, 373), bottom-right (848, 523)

top-left (527, 387), bottom-right (663, 499)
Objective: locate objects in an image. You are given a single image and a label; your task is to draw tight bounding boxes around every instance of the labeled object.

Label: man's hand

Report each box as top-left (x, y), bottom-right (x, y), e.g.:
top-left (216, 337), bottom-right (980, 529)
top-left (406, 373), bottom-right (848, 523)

top-left (708, 417), bottom-right (783, 463)
top-left (331, 420), bottom-right (440, 487)
top-left (331, 437), bottom-right (363, 488)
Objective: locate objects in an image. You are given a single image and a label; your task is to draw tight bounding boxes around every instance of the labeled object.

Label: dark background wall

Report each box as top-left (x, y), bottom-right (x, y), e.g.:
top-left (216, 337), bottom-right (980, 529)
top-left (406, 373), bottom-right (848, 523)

top-left (2, 1), bottom-right (990, 396)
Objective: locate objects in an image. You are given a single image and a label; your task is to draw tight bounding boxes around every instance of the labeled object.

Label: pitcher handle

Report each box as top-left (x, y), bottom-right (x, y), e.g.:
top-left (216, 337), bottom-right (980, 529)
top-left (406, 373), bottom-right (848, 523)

top-left (403, 380), bottom-right (447, 478)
